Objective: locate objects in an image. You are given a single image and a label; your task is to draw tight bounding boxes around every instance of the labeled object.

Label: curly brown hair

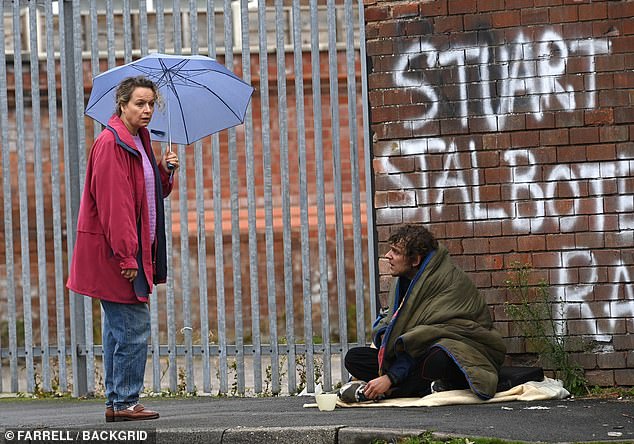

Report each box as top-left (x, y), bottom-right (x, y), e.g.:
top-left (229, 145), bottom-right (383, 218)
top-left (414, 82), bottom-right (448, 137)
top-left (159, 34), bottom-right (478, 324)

top-left (115, 76), bottom-right (161, 116)
top-left (388, 224), bottom-right (438, 259)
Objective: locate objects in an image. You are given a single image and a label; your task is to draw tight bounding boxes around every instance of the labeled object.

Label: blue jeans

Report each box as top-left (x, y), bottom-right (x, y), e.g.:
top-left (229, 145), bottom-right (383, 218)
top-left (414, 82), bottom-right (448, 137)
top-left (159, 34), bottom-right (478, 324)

top-left (101, 300), bottom-right (150, 411)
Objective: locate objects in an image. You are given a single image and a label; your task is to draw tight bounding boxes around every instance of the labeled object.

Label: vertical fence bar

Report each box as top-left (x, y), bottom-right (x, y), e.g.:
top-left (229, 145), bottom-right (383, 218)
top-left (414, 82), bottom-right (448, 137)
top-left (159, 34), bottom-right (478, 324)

top-left (123, 0), bottom-right (132, 63)
top-left (29, 0), bottom-right (50, 392)
top-left (13, 0), bottom-right (35, 394)
top-left (207, 0), bottom-right (229, 394)
top-left (309, 0), bottom-right (332, 391)
top-left (223, 0), bottom-right (245, 396)
top-left (59, 0), bottom-right (88, 397)
top-left (45, 0), bottom-right (68, 393)
top-left (327, 0), bottom-right (349, 381)
top-left (171, 0), bottom-right (195, 394)
top-left (274, 0), bottom-right (296, 395)
top-left (189, 0), bottom-right (212, 394)
top-left (358, 1), bottom-right (377, 322)
top-left (239, 0), bottom-right (262, 394)
top-left (344, 0), bottom-right (366, 345)
top-left (139, 0), bottom-right (148, 56)
top-left (137, 0), bottom-right (161, 396)
top-left (257, 0), bottom-right (279, 395)
top-left (106, 0), bottom-right (116, 68)
top-left (0, 0), bottom-right (19, 393)
top-left (89, 0), bottom-right (106, 396)
top-left (291, 0), bottom-right (314, 394)
top-left (154, 0), bottom-right (178, 394)
top-left (74, 0), bottom-right (94, 397)
top-left (70, 0), bottom-right (93, 396)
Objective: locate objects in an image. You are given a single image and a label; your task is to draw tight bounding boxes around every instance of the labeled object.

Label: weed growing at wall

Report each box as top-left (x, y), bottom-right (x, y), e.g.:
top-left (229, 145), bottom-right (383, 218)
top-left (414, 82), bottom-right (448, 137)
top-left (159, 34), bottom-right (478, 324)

top-left (504, 263), bottom-right (588, 396)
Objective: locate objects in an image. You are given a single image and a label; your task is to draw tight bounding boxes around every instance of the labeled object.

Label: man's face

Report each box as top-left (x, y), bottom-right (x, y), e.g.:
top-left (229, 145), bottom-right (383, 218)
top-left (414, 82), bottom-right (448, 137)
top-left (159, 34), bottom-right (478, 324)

top-left (384, 241), bottom-right (421, 279)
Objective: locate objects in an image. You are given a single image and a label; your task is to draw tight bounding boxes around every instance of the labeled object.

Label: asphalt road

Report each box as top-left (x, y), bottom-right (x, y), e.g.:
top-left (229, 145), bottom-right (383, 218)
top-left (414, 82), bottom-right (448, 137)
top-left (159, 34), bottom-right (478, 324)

top-left (1, 395), bottom-right (633, 443)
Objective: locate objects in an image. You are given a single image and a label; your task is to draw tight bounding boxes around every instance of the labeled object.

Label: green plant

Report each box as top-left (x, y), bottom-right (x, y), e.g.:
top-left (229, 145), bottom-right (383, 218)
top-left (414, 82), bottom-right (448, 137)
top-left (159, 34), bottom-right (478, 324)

top-left (504, 263), bottom-right (588, 396)
top-left (295, 354), bottom-right (324, 394)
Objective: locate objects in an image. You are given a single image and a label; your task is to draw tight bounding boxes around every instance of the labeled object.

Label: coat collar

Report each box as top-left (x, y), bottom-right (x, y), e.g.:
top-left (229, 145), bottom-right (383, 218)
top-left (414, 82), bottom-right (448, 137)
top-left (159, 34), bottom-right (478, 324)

top-left (106, 114), bottom-right (152, 157)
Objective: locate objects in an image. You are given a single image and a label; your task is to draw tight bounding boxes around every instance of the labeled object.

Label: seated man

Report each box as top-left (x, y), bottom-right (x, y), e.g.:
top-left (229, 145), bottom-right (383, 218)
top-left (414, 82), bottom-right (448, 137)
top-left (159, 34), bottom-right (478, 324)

top-left (341, 224), bottom-right (506, 402)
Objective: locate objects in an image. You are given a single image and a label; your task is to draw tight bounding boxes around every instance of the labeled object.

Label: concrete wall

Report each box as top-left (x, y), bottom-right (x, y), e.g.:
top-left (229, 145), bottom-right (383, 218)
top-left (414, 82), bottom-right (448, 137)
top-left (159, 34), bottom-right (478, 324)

top-left (364, 0), bottom-right (634, 386)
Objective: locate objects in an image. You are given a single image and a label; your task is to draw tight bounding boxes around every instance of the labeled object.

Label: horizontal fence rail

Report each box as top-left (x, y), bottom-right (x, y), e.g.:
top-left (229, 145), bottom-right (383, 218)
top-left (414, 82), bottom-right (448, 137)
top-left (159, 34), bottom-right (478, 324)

top-left (0, 0), bottom-right (376, 397)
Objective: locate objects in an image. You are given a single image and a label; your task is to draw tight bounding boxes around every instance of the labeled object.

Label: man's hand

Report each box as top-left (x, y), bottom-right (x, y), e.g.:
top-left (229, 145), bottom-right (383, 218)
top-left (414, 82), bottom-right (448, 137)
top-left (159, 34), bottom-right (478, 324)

top-left (121, 268), bottom-right (138, 282)
top-left (362, 374), bottom-right (392, 400)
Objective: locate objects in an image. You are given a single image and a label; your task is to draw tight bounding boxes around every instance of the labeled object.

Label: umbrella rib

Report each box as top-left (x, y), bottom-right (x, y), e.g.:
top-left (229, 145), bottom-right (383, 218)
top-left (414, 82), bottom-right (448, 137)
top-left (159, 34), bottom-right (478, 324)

top-left (168, 69), bottom-right (246, 121)
top-left (160, 59), bottom-right (191, 144)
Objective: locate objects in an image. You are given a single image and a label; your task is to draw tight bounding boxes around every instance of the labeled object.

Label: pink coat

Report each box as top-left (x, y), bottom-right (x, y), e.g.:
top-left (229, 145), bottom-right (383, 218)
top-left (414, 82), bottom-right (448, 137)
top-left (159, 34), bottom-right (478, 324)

top-left (67, 115), bottom-right (173, 304)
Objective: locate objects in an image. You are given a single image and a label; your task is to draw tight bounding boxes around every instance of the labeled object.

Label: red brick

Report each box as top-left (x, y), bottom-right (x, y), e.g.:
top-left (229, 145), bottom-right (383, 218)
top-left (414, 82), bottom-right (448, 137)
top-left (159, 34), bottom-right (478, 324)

top-left (464, 13), bottom-right (492, 31)
top-left (615, 369), bottom-right (634, 386)
top-left (585, 370), bottom-right (615, 386)
top-left (433, 15), bottom-right (464, 33)
top-left (521, 7), bottom-right (549, 25)
top-left (403, 207), bottom-right (429, 223)
top-left (364, 5), bottom-right (390, 21)
top-left (551, 5), bottom-right (579, 23)
top-left (608, 1), bottom-right (634, 19)
top-left (392, 3), bottom-right (419, 18)
top-left (517, 235), bottom-right (546, 252)
top-left (540, 129), bottom-right (569, 146)
top-left (489, 237), bottom-right (517, 253)
top-left (373, 157), bottom-right (416, 174)
top-left (375, 207), bottom-right (403, 225)
top-left (575, 232), bottom-right (605, 249)
top-left (570, 127), bottom-right (599, 145)
top-left (374, 191), bottom-right (388, 208)
top-left (445, 221), bottom-right (474, 238)
top-left (374, 174), bottom-right (401, 191)
top-left (578, 3), bottom-right (607, 21)
top-left (387, 190), bottom-right (416, 207)
top-left (491, 10), bottom-right (521, 27)
top-left (448, 0), bottom-right (476, 14)
top-left (526, 112), bottom-right (555, 130)
top-left (510, 131), bottom-right (540, 148)
top-left (419, 1), bottom-right (448, 17)
top-left (546, 232), bottom-right (575, 249)
top-left (429, 205), bottom-right (459, 222)
top-left (597, 352), bottom-right (627, 369)
top-left (555, 110), bottom-right (584, 128)
top-left (473, 0), bottom-right (501, 12)
top-left (601, 126), bottom-right (629, 143)
top-left (614, 334), bottom-right (634, 351)
top-left (573, 353), bottom-right (598, 370)
top-left (503, 0), bottom-right (532, 9)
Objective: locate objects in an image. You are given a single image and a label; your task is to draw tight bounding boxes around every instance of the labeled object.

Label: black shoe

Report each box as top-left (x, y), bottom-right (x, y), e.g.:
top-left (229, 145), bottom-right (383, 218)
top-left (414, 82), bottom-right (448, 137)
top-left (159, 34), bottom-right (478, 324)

top-left (430, 379), bottom-right (459, 393)
top-left (337, 381), bottom-right (369, 402)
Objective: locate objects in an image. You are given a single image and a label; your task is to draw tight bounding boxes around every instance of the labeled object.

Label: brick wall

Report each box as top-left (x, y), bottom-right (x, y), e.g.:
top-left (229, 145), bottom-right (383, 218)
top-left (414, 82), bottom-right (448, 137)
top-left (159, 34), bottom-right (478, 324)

top-left (365, 0), bottom-right (634, 386)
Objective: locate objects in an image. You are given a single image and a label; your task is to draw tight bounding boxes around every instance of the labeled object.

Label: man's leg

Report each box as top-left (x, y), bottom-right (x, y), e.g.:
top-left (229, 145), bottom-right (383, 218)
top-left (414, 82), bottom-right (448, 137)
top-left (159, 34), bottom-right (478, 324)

top-left (419, 346), bottom-right (469, 390)
top-left (344, 346), bottom-right (379, 381)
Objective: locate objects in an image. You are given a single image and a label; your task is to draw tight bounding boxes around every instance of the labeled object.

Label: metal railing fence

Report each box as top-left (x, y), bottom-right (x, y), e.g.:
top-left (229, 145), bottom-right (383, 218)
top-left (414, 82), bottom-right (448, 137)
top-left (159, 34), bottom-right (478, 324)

top-left (0, 0), bottom-right (376, 397)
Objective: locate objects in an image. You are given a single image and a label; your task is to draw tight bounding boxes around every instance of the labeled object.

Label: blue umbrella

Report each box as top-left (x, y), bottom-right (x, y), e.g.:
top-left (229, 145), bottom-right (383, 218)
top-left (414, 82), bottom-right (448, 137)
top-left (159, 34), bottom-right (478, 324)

top-left (85, 52), bottom-right (254, 146)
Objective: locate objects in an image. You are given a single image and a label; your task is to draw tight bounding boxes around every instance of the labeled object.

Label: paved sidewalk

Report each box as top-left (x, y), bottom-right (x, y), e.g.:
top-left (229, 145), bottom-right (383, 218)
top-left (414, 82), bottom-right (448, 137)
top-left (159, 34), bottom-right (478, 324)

top-left (1, 395), bottom-right (632, 443)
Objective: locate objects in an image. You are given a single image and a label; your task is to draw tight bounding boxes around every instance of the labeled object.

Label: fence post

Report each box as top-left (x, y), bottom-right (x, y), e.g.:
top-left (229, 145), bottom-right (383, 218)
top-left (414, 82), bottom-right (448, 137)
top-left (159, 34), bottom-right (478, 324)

top-left (60, 0), bottom-right (88, 397)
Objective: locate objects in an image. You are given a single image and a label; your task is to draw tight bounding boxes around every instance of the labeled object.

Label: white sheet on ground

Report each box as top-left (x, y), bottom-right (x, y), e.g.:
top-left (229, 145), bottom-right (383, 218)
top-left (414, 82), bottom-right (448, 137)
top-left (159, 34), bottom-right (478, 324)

top-left (303, 377), bottom-right (570, 408)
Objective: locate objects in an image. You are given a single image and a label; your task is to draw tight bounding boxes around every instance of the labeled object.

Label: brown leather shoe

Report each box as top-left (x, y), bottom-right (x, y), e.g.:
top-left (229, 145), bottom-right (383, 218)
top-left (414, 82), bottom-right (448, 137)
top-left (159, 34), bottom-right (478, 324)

top-left (105, 407), bottom-right (114, 423)
top-left (114, 404), bottom-right (159, 422)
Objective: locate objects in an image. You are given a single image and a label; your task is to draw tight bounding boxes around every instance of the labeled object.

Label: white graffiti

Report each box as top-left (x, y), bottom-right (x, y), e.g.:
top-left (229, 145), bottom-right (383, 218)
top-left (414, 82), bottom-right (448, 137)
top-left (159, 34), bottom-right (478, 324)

top-left (394, 29), bottom-right (609, 130)
top-left (387, 28), bottom-right (632, 339)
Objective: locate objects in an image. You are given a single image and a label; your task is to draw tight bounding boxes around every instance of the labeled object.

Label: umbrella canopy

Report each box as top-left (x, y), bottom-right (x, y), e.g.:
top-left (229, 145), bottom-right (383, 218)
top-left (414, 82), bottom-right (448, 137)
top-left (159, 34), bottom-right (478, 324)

top-left (85, 53), bottom-right (254, 145)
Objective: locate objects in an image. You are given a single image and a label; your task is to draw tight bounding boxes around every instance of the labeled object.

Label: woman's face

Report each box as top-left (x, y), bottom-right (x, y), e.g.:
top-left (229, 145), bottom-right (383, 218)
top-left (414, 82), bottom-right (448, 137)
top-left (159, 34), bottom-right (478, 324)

top-left (120, 86), bottom-right (155, 135)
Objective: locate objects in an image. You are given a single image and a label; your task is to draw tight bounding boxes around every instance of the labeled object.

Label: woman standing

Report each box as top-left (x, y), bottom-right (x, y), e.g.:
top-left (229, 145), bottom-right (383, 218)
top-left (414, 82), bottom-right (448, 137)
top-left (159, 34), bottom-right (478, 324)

top-left (67, 76), bottom-right (179, 422)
